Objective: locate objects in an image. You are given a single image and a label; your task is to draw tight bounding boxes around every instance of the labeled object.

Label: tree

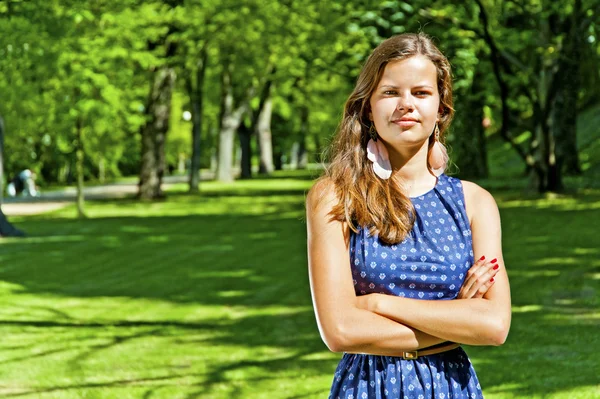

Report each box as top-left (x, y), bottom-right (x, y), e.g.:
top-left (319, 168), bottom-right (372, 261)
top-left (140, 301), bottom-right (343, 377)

top-left (471, 0), bottom-right (598, 192)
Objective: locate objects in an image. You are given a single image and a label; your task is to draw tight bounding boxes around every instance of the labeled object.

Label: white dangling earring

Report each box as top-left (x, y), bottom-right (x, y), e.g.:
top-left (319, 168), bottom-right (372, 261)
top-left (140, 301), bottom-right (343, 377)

top-left (366, 123), bottom-right (392, 179)
top-left (428, 123), bottom-right (448, 176)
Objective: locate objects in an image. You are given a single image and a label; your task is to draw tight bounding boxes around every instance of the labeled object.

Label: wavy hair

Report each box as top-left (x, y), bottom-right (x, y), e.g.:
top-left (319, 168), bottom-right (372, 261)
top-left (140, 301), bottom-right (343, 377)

top-left (322, 32), bottom-right (454, 245)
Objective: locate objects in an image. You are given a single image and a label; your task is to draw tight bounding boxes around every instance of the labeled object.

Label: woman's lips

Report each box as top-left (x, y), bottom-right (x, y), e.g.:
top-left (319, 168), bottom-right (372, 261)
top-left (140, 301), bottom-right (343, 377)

top-left (393, 119), bottom-right (419, 128)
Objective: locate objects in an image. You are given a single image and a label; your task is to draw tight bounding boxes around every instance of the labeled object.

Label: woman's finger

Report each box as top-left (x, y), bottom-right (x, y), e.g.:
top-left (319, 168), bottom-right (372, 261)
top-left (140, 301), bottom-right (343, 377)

top-left (460, 256), bottom-right (492, 297)
top-left (460, 258), bottom-right (499, 299)
top-left (473, 261), bottom-right (501, 298)
top-left (473, 274), bottom-right (497, 298)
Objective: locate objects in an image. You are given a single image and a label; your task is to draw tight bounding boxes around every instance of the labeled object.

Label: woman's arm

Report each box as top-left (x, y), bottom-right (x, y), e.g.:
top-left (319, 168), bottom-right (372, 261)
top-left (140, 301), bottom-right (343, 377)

top-left (365, 183), bottom-right (512, 346)
top-left (306, 178), bottom-right (446, 355)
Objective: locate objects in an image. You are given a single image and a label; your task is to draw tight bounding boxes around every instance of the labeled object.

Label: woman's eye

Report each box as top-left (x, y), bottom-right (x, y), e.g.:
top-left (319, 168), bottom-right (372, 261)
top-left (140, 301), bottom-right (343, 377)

top-left (383, 90), bottom-right (397, 95)
top-left (415, 91), bottom-right (431, 96)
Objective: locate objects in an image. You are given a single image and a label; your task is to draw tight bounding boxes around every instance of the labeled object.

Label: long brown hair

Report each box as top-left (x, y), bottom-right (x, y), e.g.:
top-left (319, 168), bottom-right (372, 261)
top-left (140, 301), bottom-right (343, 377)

top-left (322, 32), bottom-right (454, 245)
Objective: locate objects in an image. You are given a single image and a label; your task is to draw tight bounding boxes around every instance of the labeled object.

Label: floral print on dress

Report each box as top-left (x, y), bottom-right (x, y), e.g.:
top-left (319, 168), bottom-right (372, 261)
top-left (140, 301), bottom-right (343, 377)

top-left (329, 174), bottom-right (484, 399)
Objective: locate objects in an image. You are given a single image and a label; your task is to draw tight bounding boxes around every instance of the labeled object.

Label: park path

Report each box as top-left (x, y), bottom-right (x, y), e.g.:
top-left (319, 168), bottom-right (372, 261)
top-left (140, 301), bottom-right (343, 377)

top-left (2, 174), bottom-right (197, 216)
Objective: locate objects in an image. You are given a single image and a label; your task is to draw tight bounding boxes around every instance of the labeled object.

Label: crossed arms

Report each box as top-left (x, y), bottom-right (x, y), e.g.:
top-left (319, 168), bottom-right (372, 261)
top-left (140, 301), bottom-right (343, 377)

top-left (305, 178), bottom-right (511, 356)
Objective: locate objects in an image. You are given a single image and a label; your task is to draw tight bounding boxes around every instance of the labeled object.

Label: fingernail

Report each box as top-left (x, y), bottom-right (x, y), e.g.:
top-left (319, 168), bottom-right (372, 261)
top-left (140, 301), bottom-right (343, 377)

top-left (479, 256), bottom-right (485, 261)
top-left (491, 258), bottom-right (497, 263)
top-left (490, 277), bottom-right (495, 282)
top-left (493, 265), bottom-right (499, 270)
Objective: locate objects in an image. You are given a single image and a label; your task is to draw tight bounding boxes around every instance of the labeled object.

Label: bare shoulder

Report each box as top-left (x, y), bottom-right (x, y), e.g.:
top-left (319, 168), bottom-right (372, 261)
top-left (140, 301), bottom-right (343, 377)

top-left (306, 176), bottom-right (339, 215)
top-left (460, 180), bottom-right (500, 225)
top-left (306, 176), bottom-right (350, 240)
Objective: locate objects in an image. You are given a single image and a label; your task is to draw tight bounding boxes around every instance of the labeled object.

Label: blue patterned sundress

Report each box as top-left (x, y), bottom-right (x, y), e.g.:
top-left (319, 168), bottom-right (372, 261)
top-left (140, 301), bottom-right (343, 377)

top-left (329, 174), bottom-right (484, 399)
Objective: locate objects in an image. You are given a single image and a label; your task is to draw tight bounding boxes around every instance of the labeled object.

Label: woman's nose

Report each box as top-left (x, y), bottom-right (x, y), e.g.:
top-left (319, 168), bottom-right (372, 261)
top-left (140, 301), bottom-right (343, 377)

top-left (396, 96), bottom-right (414, 112)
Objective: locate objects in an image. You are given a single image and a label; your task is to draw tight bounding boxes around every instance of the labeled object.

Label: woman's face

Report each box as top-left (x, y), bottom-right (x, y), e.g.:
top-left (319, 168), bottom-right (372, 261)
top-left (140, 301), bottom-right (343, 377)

top-left (368, 55), bottom-right (441, 148)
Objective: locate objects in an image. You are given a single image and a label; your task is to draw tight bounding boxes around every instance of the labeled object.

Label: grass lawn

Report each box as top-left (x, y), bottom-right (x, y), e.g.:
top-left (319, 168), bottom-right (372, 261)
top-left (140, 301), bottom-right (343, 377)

top-left (0, 169), bottom-right (598, 398)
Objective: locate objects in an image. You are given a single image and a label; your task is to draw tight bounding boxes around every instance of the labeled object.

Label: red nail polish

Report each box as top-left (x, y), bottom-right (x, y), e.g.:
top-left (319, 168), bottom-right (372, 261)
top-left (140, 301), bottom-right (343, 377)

top-left (490, 277), bottom-right (495, 282)
top-left (491, 258), bottom-right (497, 264)
top-left (493, 265), bottom-right (499, 270)
top-left (479, 256), bottom-right (485, 261)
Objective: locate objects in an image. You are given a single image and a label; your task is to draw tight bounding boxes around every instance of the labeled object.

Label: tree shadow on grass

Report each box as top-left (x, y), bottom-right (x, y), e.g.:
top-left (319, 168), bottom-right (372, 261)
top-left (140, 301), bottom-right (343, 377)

top-left (253, 169), bottom-right (323, 181)
top-left (0, 311), bottom-right (335, 398)
top-left (0, 211), bottom-right (310, 307)
top-left (0, 188), bottom-right (598, 397)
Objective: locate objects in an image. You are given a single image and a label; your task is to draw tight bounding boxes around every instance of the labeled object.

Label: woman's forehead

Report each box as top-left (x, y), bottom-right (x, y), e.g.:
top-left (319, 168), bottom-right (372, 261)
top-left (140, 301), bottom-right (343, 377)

top-left (378, 56), bottom-right (438, 86)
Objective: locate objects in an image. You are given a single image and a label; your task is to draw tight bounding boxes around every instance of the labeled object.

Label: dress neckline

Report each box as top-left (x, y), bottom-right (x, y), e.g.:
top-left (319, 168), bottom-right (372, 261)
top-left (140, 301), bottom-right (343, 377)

top-left (409, 174), bottom-right (444, 200)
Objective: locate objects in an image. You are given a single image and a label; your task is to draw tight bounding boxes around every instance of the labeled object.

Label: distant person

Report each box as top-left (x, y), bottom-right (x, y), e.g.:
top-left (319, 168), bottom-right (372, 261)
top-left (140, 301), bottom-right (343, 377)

top-left (7, 169), bottom-right (39, 198)
top-left (305, 33), bottom-right (511, 398)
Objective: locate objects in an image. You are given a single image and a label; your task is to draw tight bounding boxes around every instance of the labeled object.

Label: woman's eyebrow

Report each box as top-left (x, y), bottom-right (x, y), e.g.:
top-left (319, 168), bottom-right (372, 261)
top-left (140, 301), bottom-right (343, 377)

top-left (378, 84), bottom-right (435, 89)
top-left (413, 85), bottom-right (434, 89)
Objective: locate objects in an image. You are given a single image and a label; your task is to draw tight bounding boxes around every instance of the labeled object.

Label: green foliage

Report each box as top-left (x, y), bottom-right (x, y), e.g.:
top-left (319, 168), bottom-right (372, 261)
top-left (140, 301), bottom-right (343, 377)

top-left (0, 0), bottom-right (598, 184)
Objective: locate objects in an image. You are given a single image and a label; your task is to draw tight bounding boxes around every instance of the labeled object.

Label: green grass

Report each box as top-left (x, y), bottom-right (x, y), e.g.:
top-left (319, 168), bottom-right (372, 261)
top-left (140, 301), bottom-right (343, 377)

top-left (1, 169), bottom-right (599, 398)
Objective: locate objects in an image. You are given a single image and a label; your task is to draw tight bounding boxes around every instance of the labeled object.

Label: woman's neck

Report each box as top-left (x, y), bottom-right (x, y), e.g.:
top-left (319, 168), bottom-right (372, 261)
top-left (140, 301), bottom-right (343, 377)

top-left (387, 139), bottom-right (436, 197)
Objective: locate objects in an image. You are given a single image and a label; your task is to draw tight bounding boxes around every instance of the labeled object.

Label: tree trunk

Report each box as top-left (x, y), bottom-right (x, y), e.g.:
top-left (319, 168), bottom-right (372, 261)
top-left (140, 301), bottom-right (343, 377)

top-left (218, 120), bottom-right (237, 182)
top-left (76, 118), bottom-right (86, 219)
top-left (187, 47), bottom-right (207, 193)
top-left (178, 153), bottom-right (186, 174)
top-left (139, 112), bottom-right (158, 198)
top-left (297, 105), bottom-right (309, 170)
top-left (217, 63), bottom-right (248, 182)
top-left (238, 122), bottom-right (252, 179)
top-left (289, 142), bottom-right (299, 169)
top-left (274, 149), bottom-right (283, 171)
top-left (551, 3), bottom-right (582, 177)
top-left (475, 0), bottom-right (541, 188)
top-left (253, 72), bottom-right (276, 176)
top-left (98, 157), bottom-right (105, 184)
top-left (138, 66), bottom-right (176, 199)
top-left (155, 117), bottom-right (168, 196)
top-left (256, 95), bottom-right (274, 175)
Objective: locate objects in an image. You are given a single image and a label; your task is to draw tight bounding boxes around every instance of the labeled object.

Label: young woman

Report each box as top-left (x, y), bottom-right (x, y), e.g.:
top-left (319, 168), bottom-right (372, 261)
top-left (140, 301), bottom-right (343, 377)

top-left (306, 33), bottom-right (511, 398)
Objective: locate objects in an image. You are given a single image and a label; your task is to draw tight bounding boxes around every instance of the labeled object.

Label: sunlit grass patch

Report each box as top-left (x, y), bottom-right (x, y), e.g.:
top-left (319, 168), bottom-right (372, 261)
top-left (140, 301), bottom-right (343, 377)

top-left (0, 170), bottom-right (598, 398)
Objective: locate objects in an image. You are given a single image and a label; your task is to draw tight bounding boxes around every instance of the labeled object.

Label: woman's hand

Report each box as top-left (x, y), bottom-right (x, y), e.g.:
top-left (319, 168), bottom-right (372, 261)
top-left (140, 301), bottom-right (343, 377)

top-left (457, 256), bottom-right (500, 299)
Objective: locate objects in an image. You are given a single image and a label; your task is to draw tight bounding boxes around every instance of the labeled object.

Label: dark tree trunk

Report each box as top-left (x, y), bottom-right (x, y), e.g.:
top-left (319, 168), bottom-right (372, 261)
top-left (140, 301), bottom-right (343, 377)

top-left (155, 120), bottom-right (167, 190)
top-left (296, 105), bottom-right (309, 170)
top-left (238, 122), bottom-right (252, 179)
top-left (544, 123), bottom-right (563, 192)
top-left (273, 150), bottom-right (283, 171)
top-left (138, 66), bottom-right (176, 199)
top-left (187, 47), bottom-right (208, 193)
top-left (551, 2), bottom-right (582, 177)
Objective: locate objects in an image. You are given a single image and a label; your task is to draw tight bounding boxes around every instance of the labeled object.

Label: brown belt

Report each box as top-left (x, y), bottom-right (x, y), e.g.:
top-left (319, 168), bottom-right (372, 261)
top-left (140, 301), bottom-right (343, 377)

top-left (402, 341), bottom-right (460, 360)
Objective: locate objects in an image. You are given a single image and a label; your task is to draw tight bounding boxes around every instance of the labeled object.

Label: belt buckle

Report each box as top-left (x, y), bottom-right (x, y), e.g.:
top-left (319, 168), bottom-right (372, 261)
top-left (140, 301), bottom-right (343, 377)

top-left (402, 351), bottom-right (418, 360)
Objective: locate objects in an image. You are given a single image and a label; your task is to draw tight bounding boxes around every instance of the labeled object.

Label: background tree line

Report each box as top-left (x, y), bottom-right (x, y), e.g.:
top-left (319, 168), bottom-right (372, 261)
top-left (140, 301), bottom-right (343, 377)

top-left (0, 0), bottom-right (598, 210)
